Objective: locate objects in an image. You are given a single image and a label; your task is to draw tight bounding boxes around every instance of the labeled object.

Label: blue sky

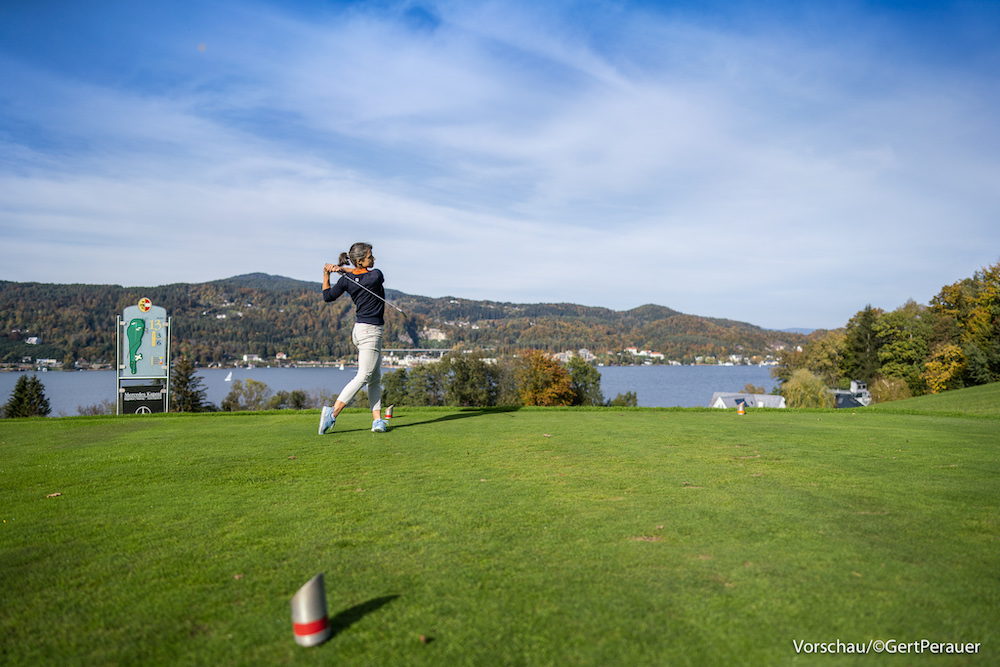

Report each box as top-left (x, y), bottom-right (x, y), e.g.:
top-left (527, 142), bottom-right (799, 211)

top-left (2, 0), bottom-right (998, 330)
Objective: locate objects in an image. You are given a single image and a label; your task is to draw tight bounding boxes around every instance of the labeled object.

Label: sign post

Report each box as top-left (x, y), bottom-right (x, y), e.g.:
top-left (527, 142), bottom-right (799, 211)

top-left (117, 298), bottom-right (171, 414)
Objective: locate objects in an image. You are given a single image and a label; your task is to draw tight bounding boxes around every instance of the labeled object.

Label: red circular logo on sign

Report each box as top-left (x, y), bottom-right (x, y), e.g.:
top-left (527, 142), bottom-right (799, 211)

top-left (138, 298), bottom-right (152, 312)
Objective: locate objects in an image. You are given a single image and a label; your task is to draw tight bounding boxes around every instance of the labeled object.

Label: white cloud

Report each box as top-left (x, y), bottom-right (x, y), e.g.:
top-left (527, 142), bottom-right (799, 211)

top-left (1, 1), bottom-right (998, 329)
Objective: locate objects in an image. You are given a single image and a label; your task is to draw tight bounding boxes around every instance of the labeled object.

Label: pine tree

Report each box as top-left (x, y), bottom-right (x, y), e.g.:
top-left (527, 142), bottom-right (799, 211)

top-left (169, 356), bottom-right (209, 412)
top-left (3, 374), bottom-right (52, 418)
top-left (843, 305), bottom-right (882, 383)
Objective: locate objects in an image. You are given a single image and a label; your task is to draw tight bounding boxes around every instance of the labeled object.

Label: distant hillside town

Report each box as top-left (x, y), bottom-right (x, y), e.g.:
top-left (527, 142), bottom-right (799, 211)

top-left (0, 274), bottom-right (807, 371)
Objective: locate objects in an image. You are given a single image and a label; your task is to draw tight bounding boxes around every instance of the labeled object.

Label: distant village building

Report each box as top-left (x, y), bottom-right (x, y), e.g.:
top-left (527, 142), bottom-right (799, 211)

top-left (554, 349), bottom-right (600, 364)
top-left (710, 392), bottom-right (786, 409)
top-left (383, 348), bottom-right (450, 367)
top-left (624, 347), bottom-right (664, 361)
top-left (829, 380), bottom-right (872, 408)
top-left (276, 352), bottom-right (288, 361)
top-left (422, 327), bottom-right (447, 342)
top-left (243, 354), bottom-right (262, 363)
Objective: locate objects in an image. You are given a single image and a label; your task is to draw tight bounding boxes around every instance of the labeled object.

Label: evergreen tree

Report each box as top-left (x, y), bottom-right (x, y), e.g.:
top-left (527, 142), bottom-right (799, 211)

top-left (3, 374), bottom-right (52, 417)
top-left (873, 300), bottom-right (930, 395)
top-left (382, 368), bottom-right (408, 406)
top-left (445, 354), bottom-right (501, 407)
top-left (566, 355), bottom-right (604, 406)
top-left (170, 356), bottom-right (210, 412)
top-left (842, 305), bottom-right (882, 383)
top-left (405, 364), bottom-right (446, 406)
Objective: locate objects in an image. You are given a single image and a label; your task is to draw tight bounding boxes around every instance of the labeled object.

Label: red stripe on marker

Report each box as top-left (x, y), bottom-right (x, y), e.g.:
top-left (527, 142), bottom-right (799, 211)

top-left (294, 617), bottom-right (329, 636)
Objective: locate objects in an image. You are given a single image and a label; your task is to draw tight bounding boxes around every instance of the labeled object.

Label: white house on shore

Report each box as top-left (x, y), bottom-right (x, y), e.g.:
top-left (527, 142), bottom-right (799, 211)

top-left (829, 380), bottom-right (872, 408)
top-left (710, 392), bottom-right (786, 409)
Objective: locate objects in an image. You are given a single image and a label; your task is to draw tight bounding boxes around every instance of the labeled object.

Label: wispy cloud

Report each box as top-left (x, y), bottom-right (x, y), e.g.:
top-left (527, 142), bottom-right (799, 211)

top-left (1, 0), bottom-right (998, 328)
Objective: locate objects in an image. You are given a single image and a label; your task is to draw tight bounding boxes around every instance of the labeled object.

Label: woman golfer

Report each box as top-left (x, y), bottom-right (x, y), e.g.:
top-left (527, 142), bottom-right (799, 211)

top-left (319, 242), bottom-right (389, 434)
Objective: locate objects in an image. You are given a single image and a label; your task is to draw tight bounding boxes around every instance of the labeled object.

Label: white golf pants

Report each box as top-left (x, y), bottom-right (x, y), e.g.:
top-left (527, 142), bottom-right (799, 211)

top-left (337, 323), bottom-right (383, 412)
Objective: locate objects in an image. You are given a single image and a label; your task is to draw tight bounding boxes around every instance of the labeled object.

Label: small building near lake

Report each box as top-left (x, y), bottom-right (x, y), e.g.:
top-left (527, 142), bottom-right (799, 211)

top-left (829, 380), bottom-right (872, 408)
top-left (710, 392), bottom-right (786, 409)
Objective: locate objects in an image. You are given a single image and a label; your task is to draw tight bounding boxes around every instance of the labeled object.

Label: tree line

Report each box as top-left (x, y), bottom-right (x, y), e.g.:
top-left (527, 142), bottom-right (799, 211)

top-left (1, 273), bottom-right (806, 367)
top-left (170, 350), bottom-right (637, 413)
top-left (772, 260), bottom-right (1000, 400)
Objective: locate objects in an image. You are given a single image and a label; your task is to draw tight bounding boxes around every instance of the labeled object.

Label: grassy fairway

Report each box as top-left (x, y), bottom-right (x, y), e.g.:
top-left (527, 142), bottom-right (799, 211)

top-left (2, 399), bottom-right (998, 665)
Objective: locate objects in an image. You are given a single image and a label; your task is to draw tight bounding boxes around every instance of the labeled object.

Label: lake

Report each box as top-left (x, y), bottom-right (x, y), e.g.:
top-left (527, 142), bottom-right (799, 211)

top-left (0, 365), bottom-right (778, 417)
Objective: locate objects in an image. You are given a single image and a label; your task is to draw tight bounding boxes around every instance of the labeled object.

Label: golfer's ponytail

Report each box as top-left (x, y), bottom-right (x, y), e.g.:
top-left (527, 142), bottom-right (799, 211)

top-left (340, 242), bottom-right (372, 268)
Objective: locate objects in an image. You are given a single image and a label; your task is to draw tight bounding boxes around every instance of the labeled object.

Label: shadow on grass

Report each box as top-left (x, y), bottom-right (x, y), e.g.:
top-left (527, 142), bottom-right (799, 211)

top-left (387, 406), bottom-right (521, 430)
top-left (325, 406), bottom-right (520, 434)
top-left (330, 595), bottom-right (400, 638)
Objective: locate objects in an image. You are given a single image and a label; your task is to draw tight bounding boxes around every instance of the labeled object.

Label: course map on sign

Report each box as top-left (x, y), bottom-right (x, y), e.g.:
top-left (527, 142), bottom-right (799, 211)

top-left (120, 303), bottom-right (169, 378)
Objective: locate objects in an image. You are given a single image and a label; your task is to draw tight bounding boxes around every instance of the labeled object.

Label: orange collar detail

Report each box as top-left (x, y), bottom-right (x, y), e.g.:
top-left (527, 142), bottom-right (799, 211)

top-left (351, 268), bottom-right (369, 275)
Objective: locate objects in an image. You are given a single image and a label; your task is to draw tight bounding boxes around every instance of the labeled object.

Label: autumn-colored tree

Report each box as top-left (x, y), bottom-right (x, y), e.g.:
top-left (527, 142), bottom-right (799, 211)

top-left (929, 261), bottom-right (1000, 385)
top-left (516, 350), bottom-right (575, 406)
top-left (922, 343), bottom-right (966, 394)
top-left (770, 330), bottom-right (844, 389)
top-left (964, 262), bottom-right (1000, 383)
top-left (802, 330), bottom-right (846, 388)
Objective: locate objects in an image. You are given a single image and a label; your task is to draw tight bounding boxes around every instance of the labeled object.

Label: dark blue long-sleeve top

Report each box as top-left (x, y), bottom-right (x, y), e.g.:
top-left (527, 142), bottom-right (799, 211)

top-left (323, 269), bottom-right (386, 326)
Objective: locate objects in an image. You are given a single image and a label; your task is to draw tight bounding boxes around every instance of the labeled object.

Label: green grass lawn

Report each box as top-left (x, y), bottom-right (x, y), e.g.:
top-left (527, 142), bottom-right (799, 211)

top-left (2, 392), bottom-right (999, 665)
top-left (871, 381), bottom-right (1000, 417)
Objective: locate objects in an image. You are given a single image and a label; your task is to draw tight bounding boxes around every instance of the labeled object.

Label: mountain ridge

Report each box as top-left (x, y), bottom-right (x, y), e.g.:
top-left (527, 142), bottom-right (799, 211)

top-left (0, 274), bottom-right (814, 366)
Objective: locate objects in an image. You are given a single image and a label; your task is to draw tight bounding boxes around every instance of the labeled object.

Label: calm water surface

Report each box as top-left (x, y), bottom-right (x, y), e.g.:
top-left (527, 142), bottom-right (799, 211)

top-left (0, 365), bottom-right (777, 416)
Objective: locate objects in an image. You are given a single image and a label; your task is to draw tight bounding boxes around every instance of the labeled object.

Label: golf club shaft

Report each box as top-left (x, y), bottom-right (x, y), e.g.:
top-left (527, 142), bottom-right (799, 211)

top-left (341, 272), bottom-right (406, 316)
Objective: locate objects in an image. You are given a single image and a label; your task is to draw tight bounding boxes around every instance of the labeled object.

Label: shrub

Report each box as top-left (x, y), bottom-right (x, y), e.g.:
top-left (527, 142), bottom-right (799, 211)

top-left (78, 399), bottom-right (116, 416)
top-left (869, 375), bottom-right (912, 404)
top-left (221, 379), bottom-right (273, 411)
top-left (782, 369), bottom-right (835, 408)
top-left (606, 391), bottom-right (637, 407)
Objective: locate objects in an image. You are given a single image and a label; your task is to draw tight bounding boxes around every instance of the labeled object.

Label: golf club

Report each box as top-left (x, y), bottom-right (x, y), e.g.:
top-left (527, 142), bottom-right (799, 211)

top-left (338, 270), bottom-right (406, 316)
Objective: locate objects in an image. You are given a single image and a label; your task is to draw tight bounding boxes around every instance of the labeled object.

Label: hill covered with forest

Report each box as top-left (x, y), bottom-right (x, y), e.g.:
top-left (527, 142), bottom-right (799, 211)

top-left (0, 274), bottom-right (809, 367)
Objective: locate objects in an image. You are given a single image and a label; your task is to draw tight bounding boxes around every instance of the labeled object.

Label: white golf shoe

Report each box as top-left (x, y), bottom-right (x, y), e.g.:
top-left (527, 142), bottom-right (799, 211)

top-left (319, 406), bottom-right (335, 435)
top-left (371, 418), bottom-right (387, 433)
